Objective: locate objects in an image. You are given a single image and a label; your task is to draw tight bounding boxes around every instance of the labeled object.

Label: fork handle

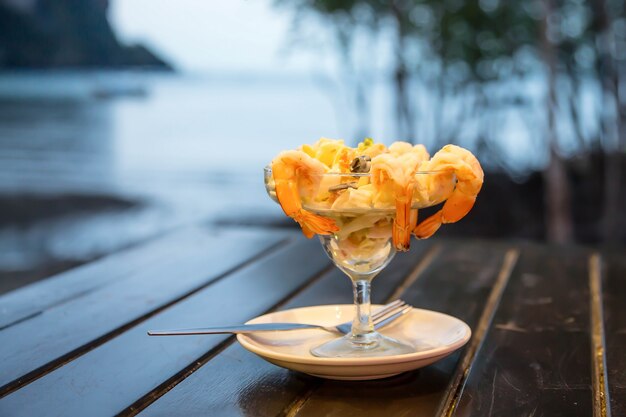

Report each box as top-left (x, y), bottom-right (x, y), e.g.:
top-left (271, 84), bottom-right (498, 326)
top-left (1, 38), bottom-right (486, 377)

top-left (148, 323), bottom-right (322, 335)
top-left (373, 306), bottom-right (412, 330)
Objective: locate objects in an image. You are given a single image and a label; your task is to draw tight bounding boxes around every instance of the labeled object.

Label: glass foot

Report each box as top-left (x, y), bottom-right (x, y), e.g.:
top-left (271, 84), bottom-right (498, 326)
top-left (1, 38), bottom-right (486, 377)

top-left (310, 331), bottom-right (415, 358)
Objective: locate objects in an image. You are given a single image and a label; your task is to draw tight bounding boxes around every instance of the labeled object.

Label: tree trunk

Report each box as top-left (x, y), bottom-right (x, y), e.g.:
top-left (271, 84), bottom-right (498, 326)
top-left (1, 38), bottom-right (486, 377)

top-left (544, 147), bottom-right (573, 242)
top-left (541, 0), bottom-right (573, 243)
top-left (394, 62), bottom-right (412, 141)
top-left (591, 0), bottom-right (622, 242)
top-left (390, 2), bottom-right (414, 142)
top-left (334, 28), bottom-right (370, 144)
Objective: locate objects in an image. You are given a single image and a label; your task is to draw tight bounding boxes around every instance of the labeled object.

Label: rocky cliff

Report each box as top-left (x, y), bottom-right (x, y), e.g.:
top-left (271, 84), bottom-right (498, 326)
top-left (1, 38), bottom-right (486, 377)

top-left (0, 0), bottom-right (172, 70)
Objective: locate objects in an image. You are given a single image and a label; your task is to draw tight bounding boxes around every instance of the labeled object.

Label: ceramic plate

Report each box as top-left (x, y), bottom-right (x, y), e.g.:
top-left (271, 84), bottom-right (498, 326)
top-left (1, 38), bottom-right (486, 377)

top-left (237, 304), bottom-right (471, 380)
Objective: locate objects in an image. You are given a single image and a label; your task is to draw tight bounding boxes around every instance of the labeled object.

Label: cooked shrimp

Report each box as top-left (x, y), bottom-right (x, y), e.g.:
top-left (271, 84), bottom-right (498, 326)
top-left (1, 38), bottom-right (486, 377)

top-left (388, 141), bottom-right (413, 156)
top-left (388, 142), bottom-right (431, 234)
top-left (413, 145), bottom-right (484, 239)
top-left (389, 142), bottom-right (430, 160)
top-left (371, 152), bottom-right (421, 251)
top-left (272, 150), bottom-right (339, 238)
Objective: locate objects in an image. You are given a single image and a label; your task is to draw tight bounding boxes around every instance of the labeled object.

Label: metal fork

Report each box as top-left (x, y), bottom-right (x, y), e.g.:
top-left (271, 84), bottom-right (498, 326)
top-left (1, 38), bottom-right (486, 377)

top-left (147, 300), bottom-right (412, 336)
top-left (334, 299), bottom-right (411, 334)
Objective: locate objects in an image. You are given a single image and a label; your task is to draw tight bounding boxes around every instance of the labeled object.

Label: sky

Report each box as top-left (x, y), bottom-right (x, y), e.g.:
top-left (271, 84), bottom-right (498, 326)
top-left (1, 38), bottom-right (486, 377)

top-left (110, 1), bottom-right (320, 73)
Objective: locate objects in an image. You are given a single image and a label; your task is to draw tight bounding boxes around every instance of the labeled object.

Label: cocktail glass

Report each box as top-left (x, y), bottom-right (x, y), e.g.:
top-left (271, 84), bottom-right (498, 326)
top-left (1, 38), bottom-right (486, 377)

top-left (264, 167), bottom-right (455, 358)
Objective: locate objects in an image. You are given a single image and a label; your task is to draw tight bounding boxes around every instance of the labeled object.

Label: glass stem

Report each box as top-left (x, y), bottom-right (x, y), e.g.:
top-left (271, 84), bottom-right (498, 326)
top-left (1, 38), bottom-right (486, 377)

top-left (351, 279), bottom-right (376, 346)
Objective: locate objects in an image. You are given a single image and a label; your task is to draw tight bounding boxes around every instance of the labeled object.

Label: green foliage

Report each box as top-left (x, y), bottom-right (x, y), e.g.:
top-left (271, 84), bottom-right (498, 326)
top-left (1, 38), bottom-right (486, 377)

top-left (275, 0), bottom-right (600, 82)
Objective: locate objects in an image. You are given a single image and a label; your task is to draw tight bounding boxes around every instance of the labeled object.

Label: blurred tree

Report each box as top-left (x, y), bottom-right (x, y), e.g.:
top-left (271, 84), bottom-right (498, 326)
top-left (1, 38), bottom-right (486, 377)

top-left (274, 0), bottom-right (369, 142)
top-left (276, 0), bottom-right (625, 242)
top-left (540, 0), bottom-right (573, 242)
top-left (590, 0), bottom-right (624, 241)
top-left (414, 0), bottom-right (575, 241)
top-left (275, 0), bottom-right (420, 142)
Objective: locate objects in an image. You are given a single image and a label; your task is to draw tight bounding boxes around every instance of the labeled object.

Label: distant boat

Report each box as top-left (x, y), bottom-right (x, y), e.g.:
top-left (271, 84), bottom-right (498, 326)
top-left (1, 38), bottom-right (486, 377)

top-left (0, 71), bottom-right (149, 100)
top-left (91, 83), bottom-right (147, 99)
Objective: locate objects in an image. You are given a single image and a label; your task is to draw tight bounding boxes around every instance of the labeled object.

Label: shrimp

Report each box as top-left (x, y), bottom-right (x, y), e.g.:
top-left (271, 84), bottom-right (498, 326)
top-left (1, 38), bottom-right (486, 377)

top-left (371, 152), bottom-right (421, 251)
top-left (271, 150), bottom-right (340, 238)
top-left (413, 145), bottom-right (484, 239)
top-left (388, 142), bottom-right (430, 234)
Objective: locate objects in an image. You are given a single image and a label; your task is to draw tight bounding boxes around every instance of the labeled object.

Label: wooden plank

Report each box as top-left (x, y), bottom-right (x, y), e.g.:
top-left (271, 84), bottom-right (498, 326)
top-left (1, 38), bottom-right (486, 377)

top-left (589, 255), bottom-right (610, 417)
top-left (0, 228), bottom-right (286, 394)
top-left (139, 240), bottom-right (510, 417)
top-left (0, 238), bottom-right (330, 417)
top-left (603, 251), bottom-right (626, 416)
top-left (135, 240), bottom-right (437, 417)
top-left (0, 227), bottom-right (260, 329)
top-left (293, 241), bottom-right (512, 417)
top-left (450, 245), bottom-right (594, 417)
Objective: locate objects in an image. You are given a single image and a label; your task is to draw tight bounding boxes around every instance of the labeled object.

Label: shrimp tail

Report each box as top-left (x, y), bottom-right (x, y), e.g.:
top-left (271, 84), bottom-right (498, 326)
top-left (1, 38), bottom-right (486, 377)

top-left (441, 191), bottom-right (477, 222)
top-left (413, 187), bottom-right (477, 239)
top-left (413, 212), bottom-right (443, 239)
top-left (413, 144), bottom-right (483, 239)
top-left (294, 209), bottom-right (339, 237)
top-left (272, 149), bottom-right (339, 238)
top-left (300, 223), bottom-right (315, 239)
top-left (392, 184), bottom-right (414, 252)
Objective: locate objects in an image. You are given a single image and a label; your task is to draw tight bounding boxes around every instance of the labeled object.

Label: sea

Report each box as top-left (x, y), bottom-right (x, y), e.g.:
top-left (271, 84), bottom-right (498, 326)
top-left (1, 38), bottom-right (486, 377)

top-left (0, 70), bottom-right (384, 286)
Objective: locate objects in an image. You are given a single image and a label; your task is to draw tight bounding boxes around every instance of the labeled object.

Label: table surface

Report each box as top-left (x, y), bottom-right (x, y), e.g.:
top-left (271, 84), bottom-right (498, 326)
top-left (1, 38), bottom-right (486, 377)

top-left (0, 226), bottom-right (623, 417)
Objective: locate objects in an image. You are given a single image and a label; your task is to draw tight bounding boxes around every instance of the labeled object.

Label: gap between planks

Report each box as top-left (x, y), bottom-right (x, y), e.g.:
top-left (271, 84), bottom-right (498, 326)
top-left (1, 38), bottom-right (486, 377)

top-left (279, 243), bottom-right (443, 417)
top-left (436, 248), bottom-right (519, 417)
top-left (0, 237), bottom-right (291, 399)
top-left (120, 263), bottom-right (335, 417)
top-left (589, 254), bottom-right (612, 417)
top-left (0, 227), bottom-right (211, 330)
top-left (386, 244), bottom-right (443, 302)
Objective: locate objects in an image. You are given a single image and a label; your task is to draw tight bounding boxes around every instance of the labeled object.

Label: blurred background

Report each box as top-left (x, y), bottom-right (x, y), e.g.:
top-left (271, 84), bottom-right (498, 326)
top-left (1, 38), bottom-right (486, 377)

top-left (0, 0), bottom-right (624, 294)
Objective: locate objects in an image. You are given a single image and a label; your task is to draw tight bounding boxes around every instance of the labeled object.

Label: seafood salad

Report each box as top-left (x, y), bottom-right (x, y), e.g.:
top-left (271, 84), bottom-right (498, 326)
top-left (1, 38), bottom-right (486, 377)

top-left (266, 138), bottom-right (483, 256)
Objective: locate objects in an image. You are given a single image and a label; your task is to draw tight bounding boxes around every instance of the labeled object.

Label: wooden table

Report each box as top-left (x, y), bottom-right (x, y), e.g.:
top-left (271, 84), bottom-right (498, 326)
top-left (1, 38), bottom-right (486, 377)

top-left (0, 226), bottom-right (623, 417)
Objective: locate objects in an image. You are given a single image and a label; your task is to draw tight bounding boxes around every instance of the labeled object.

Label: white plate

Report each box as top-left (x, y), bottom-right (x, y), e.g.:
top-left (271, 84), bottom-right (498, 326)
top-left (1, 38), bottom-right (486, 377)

top-left (237, 304), bottom-right (471, 380)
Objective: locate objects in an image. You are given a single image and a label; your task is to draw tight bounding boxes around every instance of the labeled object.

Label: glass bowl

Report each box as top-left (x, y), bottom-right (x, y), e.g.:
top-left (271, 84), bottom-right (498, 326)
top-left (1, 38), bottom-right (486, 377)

top-left (264, 167), bottom-right (455, 358)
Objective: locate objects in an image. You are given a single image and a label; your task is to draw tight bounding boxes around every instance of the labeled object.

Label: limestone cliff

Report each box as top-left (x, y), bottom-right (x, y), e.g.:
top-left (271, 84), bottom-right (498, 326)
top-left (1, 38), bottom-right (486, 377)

top-left (0, 0), bottom-right (172, 70)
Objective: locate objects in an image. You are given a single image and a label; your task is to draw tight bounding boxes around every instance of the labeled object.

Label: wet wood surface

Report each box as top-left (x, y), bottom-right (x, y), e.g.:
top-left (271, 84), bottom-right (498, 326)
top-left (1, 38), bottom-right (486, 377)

top-left (454, 245), bottom-right (593, 416)
top-left (0, 228), bottom-right (287, 394)
top-left (604, 251), bottom-right (626, 416)
top-left (0, 227), bottom-right (620, 417)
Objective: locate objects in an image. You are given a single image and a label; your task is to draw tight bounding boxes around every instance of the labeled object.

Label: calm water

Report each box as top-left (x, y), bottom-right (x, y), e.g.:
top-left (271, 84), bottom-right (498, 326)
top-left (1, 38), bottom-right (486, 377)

top-left (0, 72), bottom-right (361, 281)
top-left (0, 72), bottom-right (349, 190)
